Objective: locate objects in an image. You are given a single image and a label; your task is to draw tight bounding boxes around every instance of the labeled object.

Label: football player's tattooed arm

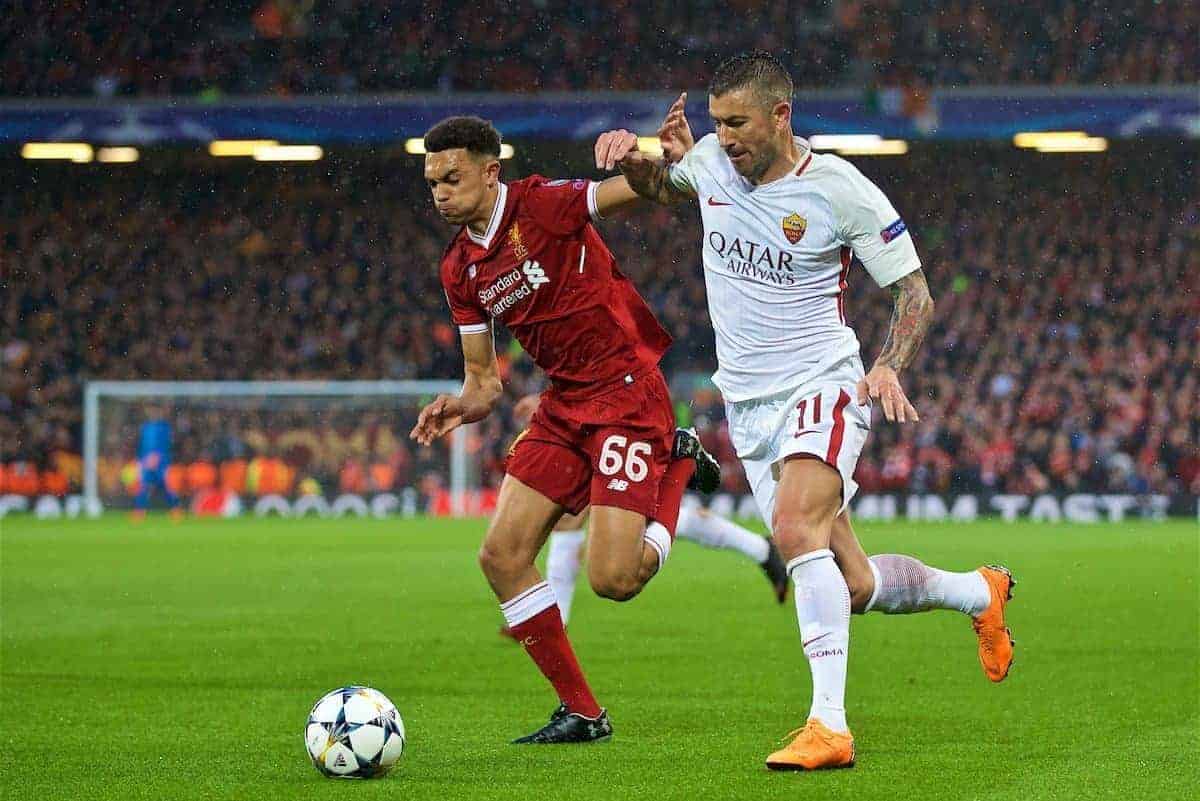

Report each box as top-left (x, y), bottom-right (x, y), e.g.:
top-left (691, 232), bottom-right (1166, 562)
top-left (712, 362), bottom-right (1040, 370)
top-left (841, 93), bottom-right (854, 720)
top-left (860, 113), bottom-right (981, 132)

top-left (874, 268), bottom-right (935, 373)
top-left (618, 153), bottom-right (695, 206)
top-left (594, 93), bottom-right (696, 207)
top-left (410, 330), bottom-right (502, 445)
top-left (856, 268), bottom-right (934, 423)
top-left (593, 129), bottom-right (695, 206)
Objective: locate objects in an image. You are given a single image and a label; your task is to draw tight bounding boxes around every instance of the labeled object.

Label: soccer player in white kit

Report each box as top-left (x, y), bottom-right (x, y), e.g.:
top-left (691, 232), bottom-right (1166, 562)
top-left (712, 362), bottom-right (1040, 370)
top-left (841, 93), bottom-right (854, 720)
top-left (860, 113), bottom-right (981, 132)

top-left (595, 51), bottom-right (1016, 770)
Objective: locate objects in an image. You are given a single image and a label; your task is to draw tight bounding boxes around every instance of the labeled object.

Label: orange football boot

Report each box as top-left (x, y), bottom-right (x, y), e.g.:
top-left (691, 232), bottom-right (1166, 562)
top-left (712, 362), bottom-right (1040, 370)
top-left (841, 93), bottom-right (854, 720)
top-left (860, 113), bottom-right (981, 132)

top-left (765, 719), bottom-right (855, 771)
top-left (973, 565), bottom-right (1016, 682)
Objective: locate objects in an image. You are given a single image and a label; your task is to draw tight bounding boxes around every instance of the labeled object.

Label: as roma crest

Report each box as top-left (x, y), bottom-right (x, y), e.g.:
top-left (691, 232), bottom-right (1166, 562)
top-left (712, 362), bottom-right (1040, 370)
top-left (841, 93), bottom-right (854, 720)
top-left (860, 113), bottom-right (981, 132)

top-left (781, 212), bottom-right (807, 244)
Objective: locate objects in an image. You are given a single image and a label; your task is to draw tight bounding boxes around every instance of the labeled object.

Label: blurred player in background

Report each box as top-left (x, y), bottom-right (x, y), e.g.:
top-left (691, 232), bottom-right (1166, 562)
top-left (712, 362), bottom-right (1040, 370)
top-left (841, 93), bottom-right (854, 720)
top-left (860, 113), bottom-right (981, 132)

top-left (498, 392), bottom-right (790, 640)
top-left (531, 504), bottom-right (787, 628)
top-left (132, 404), bottom-right (182, 521)
top-left (410, 114), bottom-right (720, 744)
top-left (597, 52), bottom-right (1015, 771)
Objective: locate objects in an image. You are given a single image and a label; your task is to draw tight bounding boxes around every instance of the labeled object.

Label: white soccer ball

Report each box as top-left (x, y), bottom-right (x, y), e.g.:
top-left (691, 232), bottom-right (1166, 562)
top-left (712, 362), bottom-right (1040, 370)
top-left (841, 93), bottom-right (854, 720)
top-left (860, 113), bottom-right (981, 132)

top-left (305, 686), bottom-right (406, 778)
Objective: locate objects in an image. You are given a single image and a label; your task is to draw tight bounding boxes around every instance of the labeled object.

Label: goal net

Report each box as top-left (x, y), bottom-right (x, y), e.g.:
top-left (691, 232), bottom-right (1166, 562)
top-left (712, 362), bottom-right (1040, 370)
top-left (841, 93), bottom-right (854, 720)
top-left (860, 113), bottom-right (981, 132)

top-left (83, 380), bottom-right (477, 517)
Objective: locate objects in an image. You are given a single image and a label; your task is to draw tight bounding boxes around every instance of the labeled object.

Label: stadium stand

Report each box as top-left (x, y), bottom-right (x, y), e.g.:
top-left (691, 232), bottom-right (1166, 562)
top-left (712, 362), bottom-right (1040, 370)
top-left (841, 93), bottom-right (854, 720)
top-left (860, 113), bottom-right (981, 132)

top-left (3, 144), bottom-right (1196, 499)
top-left (2, 1), bottom-right (1195, 98)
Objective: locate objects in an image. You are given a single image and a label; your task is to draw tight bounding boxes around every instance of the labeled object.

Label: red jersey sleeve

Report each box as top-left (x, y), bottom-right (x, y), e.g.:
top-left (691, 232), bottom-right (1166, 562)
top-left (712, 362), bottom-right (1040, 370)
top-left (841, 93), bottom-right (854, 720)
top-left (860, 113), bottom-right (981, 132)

top-left (520, 175), bottom-right (603, 236)
top-left (440, 246), bottom-right (490, 335)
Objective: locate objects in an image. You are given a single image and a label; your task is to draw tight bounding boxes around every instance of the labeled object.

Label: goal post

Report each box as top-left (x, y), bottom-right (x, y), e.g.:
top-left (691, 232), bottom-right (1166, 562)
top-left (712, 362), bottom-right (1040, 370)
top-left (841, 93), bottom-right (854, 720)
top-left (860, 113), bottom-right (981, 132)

top-left (82, 380), bottom-right (474, 517)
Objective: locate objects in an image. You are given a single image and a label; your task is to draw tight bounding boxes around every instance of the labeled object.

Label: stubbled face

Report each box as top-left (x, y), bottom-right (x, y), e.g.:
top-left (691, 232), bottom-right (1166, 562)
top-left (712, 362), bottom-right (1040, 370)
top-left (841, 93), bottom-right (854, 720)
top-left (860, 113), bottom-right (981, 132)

top-left (709, 88), bottom-right (791, 183)
top-left (424, 149), bottom-right (498, 225)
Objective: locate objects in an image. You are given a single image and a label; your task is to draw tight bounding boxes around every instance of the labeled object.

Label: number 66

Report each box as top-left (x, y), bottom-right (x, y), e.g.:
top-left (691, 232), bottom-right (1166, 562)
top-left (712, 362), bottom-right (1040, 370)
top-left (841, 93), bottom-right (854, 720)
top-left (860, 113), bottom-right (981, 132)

top-left (598, 435), bottom-right (651, 483)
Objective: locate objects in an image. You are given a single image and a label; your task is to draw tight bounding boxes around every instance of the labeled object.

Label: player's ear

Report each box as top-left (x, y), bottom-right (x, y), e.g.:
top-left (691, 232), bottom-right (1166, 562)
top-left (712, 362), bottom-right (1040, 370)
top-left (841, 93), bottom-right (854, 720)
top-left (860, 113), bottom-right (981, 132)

top-left (772, 100), bottom-right (792, 132)
top-left (483, 158), bottom-right (502, 188)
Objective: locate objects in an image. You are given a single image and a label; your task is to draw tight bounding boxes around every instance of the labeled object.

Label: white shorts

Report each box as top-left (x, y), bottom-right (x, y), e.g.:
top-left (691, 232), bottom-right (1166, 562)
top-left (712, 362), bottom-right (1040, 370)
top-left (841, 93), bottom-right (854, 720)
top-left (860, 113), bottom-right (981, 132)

top-left (725, 356), bottom-right (872, 526)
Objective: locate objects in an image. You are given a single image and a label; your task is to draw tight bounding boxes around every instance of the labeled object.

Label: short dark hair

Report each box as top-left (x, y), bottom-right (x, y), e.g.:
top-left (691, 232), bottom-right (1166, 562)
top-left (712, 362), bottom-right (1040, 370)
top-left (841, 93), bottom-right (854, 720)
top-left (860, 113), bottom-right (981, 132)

top-left (709, 51), bottom-right (794, 108)
top-left (423, 116), bottom-right (502, 159)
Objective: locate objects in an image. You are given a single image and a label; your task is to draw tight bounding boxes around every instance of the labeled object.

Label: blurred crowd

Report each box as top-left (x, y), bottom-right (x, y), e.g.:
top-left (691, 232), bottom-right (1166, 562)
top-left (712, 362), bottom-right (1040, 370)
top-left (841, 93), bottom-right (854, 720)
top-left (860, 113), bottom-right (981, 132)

top-left (85, 404), bottom-right (453, 505)
top-left (2, 0), bottom-right (1195, 98)
top-left (3, 143), bottom-right (1197, 502)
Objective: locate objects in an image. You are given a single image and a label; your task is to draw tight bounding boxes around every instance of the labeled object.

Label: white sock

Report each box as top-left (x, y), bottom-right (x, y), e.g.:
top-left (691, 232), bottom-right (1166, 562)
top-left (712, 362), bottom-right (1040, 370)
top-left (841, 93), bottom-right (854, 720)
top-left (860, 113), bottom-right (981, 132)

top-left (499, 581), bottom-right (557, 627)
top-left (788, 549), bottom-right (850, 733)
top-left (642, 521), bottom-right (673, 572)
top-left (866, 554), bottom-right (991, 616)
top-left (545, 530), bottom-right (585, 626)
top-left (676, 505), bottom-right (771, 564)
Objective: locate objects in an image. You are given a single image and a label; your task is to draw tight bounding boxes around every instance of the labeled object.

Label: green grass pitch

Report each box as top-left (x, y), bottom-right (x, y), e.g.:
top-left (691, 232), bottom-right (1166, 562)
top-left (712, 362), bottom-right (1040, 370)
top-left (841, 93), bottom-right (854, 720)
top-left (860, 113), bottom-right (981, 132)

top-left (2, 515), bottom-right (1197, 800)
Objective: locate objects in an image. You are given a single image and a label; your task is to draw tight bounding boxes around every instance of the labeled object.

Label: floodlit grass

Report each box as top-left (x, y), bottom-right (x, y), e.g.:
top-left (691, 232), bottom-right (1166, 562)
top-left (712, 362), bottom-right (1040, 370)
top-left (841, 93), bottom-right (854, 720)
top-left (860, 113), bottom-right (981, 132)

top-left (2, 515), bottom-right (1197, 800)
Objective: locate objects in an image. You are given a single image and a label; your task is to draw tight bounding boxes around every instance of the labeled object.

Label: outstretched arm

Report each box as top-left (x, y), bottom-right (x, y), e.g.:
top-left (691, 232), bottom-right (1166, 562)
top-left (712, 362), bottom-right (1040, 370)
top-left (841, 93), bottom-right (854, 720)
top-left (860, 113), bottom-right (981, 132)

top-left (593, 92), bottom-right (697, 207)
top-left (617, 150), bottom-right (696, 206)
top-left (856, 268), bottom-right (935, 423)
top-left (410, 329), bottom-right (503, 445)
top-left (592, 175), bottom-right (643, 218)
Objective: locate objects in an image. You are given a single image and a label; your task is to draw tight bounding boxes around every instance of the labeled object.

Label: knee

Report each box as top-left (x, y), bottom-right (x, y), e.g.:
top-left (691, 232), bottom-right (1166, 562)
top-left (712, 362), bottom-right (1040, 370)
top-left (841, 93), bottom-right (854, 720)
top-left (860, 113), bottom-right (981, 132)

top-left (772, 505), bottom-right (836, 558)
top-left (478, 539), bottom-right (529, 584)
top-left (591, 579), bottom-right (640, 602)
top-left (588, 567), bottom-right (641, 602)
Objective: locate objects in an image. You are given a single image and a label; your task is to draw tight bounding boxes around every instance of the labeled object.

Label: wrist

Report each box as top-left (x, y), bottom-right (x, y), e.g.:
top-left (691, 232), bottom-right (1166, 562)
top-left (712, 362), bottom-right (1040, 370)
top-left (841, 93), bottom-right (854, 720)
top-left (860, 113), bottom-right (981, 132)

top-left (459, 400), bottom-right (485, 424)
top-left (460, 392), bottom-right (498, 423)
top-left (618, 151), bottom-right (650, 173)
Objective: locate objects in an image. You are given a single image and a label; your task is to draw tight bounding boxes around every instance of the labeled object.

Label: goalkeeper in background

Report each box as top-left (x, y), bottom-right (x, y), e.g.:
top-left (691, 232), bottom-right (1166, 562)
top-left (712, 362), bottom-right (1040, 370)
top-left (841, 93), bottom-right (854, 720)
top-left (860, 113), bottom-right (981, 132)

top-left (133, 405), bottom-right (182, 520)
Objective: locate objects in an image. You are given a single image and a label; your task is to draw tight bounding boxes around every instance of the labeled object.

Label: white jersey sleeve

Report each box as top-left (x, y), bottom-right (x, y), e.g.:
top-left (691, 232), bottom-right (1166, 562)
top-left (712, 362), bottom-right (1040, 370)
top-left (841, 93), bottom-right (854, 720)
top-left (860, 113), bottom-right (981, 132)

top-left (828, 156), bottom-right (921, 288)
top-left (667, 133), bottom-right (720, 195)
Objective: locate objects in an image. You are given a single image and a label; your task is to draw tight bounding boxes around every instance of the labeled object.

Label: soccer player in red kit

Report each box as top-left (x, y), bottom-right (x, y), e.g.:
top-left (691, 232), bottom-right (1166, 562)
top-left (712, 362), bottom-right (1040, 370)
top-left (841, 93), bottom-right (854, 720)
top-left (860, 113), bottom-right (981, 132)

top-left (410, 115), bottom-right (719, 744)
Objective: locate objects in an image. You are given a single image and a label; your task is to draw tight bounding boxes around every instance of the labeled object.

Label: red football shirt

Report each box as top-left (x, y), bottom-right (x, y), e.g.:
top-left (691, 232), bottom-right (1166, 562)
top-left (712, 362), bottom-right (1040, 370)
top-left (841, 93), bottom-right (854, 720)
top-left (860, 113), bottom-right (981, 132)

top-left (440, 176), bottom-right (672, 396)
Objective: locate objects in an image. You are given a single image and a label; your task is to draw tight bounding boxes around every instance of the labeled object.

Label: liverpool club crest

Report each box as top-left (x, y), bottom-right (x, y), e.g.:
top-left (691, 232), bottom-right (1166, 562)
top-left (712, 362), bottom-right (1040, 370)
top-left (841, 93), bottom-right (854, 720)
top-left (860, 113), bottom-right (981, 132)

top-left (508, 223), bottom-right (529, 262)
top-left (781, 213), bottom-right (807, 244)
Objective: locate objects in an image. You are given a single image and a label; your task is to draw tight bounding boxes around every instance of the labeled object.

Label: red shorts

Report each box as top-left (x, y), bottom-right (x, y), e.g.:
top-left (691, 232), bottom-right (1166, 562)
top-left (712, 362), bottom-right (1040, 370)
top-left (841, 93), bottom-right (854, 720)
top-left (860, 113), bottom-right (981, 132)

top-left (505, 367), bottom-right (675, 518)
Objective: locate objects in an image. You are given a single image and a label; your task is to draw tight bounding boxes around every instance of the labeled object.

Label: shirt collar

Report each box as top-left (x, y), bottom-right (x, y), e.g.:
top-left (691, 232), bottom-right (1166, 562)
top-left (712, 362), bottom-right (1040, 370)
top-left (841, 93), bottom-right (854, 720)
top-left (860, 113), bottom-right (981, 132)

top-left (465, 182), bottom-right (508, 250)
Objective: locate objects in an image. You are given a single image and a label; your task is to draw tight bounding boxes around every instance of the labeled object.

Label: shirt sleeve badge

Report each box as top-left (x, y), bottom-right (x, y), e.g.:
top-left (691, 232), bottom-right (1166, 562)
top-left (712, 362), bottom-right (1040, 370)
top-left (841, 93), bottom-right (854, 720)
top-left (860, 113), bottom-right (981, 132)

top-left (881, 218), bottom-right (908, 243)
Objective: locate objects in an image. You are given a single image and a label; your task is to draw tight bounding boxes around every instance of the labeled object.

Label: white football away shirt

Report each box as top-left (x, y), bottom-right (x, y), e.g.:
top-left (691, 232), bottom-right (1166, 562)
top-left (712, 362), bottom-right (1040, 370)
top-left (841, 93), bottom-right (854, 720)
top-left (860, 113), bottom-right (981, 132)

top-left (669, 134), bottom-right (921, 401)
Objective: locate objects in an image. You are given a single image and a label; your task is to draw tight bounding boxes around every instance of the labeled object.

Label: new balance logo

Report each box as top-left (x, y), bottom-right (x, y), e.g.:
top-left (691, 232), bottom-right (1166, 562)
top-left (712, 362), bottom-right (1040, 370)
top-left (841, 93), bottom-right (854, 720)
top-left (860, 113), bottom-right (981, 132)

top-left (606, 478), bottom-right (629, 492)
top-left (522, 260), bottom-right (549, 287)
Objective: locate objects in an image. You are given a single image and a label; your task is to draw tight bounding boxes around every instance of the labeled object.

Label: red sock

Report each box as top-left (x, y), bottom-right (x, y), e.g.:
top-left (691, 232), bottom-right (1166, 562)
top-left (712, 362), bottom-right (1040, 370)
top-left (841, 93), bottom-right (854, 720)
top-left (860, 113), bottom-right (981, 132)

top-left (651, 457), bottom-right (694, 538)
top-left (509, 604), bottom-right (602, 718)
